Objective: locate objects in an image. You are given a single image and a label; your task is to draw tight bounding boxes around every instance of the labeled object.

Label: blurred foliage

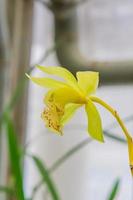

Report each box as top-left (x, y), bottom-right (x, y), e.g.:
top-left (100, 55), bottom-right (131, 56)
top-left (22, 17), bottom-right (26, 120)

top-left (3, 112), bottom-right (25, 200)
top-left (32, 156), bottom-right (60, 200)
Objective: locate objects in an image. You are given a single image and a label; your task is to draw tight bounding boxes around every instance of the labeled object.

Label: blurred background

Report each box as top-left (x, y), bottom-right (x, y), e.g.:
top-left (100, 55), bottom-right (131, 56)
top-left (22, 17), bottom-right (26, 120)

top-left (0, 0), bottom-right (133, 200)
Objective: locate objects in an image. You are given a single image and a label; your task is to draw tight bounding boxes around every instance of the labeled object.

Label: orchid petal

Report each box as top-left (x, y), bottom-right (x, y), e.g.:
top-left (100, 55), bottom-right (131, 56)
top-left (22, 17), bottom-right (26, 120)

top-left (42, 87), bottom-right (84, 134)
top-left (60, 103), bottom-right (81, 127)
top-left (26, 74), bottom-right (66, 88)
top-left (76, 71), bottom-right (99, 95)
top-left (36, 65), bottom-right (78, 90)
top-left (85, 99), bottom-right (104, 142)
top-left (44, 87), bottom-right (86, 107)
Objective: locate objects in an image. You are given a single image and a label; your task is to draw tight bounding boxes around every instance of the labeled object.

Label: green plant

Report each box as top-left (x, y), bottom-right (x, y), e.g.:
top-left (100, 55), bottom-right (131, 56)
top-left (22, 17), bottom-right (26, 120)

top-left (0, 48), bottom-right (132, 199)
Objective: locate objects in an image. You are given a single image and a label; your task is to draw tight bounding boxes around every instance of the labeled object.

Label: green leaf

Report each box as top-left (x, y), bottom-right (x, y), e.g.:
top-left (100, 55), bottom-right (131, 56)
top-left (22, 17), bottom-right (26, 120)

top-left (3, 113), bottom-right (25, 200)
top-left (85, 99), bottom-right (104, 142)
top-left (107, 178), bottom-right (120, 200)
top-left (32, 155), bottom-right (60, 200)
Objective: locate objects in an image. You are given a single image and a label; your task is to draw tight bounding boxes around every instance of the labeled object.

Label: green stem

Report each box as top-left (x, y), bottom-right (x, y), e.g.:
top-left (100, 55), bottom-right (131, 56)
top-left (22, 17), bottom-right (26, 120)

top-left (90, 95), bottom-right (133, 176)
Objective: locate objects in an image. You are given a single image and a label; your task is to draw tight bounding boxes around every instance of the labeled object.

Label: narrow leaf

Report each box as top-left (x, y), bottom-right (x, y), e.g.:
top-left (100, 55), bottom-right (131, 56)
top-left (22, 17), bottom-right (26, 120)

top-left (107, 178), bottom-right (120, 200)
top-left (31, 135), bottom-right (123, 199)
top-left (32, 156), bottom-right (60, 200)
top-left (3, 113), bottom-right (25, 200)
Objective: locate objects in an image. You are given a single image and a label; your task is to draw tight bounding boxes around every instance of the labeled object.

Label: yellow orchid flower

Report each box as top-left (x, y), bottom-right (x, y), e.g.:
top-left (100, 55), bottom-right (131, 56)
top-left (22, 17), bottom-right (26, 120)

top-left (26, 65), bottom-right (103, 142)
top-left (26, 65), bottom-right (133, 176)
